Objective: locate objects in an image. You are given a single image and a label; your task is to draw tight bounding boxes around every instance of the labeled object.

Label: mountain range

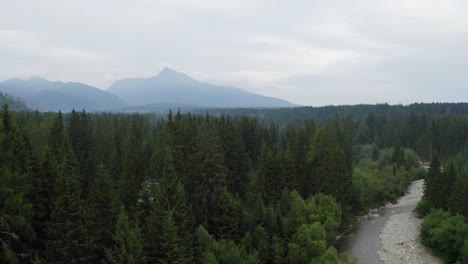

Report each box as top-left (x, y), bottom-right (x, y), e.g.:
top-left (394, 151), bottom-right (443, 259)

top-left (108, 67), bottom-right (295, 108)
top-left (0, 77), bottom-right (126, 111)
top-left (0, 68), bottom-right (296, 111)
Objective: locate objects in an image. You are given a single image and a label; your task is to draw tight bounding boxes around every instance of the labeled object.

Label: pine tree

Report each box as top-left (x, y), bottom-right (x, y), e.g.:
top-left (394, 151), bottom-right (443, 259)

top-left (67, 110), bottom-right (96, 195)
top-left (424, 151), bottom-right (443, 208)
top-left (211, 190), bottom-right (242, 241)
top-left (391, 141), bottom-right (404, 166)
top-left (439, 161), bottom-right (456, 209)
top-left (145, 148), bottom-right (194, 263)
top-left (120, 120), bottom-right (146, 212)
top-left (30, 113), bottom-right (68, 259)
top-left (252, 144), bottom-right (285, 204)
top-left (87, 164), bottom-right (118, 260)
top-left (45, 143), bottom-right (93, 264)
top-left (309, 120), bottom-right (353, 215)
top-left (106, 208), bottom-right (146, 264)
top-left (448, 159), bottom-right (468, 217)
top-left (0, 104), bottom-right (35, 263)
top-left (48, 112), bottom-right (66, 162)
top-left (30, 149), bottom-right (59, 257)
top-left (189, 117), bottom-right (228, 230)
top-left (217, 115), bottom-right (251, 196)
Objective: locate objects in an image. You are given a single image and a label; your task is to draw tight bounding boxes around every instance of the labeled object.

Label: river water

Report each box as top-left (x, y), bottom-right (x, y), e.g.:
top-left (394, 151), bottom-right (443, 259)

top-left (341, 180), bottom-right (442, 264)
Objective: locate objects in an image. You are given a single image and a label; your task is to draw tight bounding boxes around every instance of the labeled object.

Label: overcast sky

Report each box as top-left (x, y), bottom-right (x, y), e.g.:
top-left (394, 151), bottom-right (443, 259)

top-left (1, 0), bottom-right (468, 105)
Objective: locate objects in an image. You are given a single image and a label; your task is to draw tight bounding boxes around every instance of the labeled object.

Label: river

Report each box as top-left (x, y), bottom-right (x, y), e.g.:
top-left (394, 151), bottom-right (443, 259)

top-left (342, 180), bottom-right (442, 264)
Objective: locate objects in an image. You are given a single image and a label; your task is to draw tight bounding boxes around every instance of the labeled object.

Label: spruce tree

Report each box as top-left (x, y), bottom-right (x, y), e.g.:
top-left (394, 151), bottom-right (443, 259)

top-left (30, 149), bottom-right (59, 257)
top-left (106, 208), bottom-right (146, 264)
top-left (424, 151), bottom-right (443, 208)
top-left (0, 104), bottom-right (35, 263)
top-left (87, 164), bottom-right (118, 260)
top-left (439, 161), bottom-right (456, 209)
top-left (448, 159), bottom-right (468, 217)
top-left (309, 120), bottom-right (353, 215)
top-left (217, 115), bottom-right (251, 196)
top-left (120, 120), bottom-right (146, 212)
top-left (67, 110), bottom-right (96, 195)
top-left (45, 143), bottom-right (93, 264)
top-left (189, 117), bottom-right (228, 230)
top-left (145, 148), bottom-right (194, 263)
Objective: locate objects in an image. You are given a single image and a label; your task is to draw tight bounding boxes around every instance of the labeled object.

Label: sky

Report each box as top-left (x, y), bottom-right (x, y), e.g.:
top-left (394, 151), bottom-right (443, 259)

top-left (1, 0), bottom-right (468, 106)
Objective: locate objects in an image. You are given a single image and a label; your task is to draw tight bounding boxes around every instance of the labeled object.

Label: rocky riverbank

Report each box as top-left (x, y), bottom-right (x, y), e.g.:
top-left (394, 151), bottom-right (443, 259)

top-left (378, 180), bottom-right (442, 264)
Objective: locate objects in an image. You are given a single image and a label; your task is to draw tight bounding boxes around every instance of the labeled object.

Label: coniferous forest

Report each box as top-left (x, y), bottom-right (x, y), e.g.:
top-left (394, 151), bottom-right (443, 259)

top-left (1, 103), bottom-right (468, 263)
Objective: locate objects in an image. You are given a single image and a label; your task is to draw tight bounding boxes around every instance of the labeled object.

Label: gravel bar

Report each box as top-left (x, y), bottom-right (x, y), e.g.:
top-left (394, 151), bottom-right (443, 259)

top-left (378, 180), bottom-right (442, 264)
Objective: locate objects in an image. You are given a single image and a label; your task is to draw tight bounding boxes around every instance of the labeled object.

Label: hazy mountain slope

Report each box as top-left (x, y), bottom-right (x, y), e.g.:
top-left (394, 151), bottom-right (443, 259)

top-left (0, 92), bottom-right (29, 111)
top-left (0, 77), bottom-right (126, 111)
top-left (107, 68), bottom-right (296, 108)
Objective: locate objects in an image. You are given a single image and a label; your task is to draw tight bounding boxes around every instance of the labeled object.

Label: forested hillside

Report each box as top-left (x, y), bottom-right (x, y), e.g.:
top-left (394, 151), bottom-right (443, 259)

top-left (417, 154), bottom-right (468, 264)
top-left (0, 104), bottom-right (461, 263)
top-left (206, 103), bottom-right (468, 124)
top-left (0, 93), bottom-right (29, 111)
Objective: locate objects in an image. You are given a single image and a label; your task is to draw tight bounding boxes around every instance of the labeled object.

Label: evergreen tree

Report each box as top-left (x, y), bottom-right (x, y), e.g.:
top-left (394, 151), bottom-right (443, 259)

top-left (145, 148), bottom-right (194, 263)
top-left (439, 161), bottom-right (456, 209)
top-left (68, 110), bottom-right (96, 195)
top-left (87, 164), bottom-right (118, 260)
top-left (31, 113), bottom-right (68, 259)
top-left (0, 104), bottom-right (35, 263)
top-left (424, 151), bottom-right (443, 208)
top-left (252, 144), bottom-right (285, 204)
top-left (30, 149), bottom-right (58, 257)
top-left (448, 159), bottom-right (468, 217)
top-left (45, 143), bottom-right (93, 264)
top-left (48, 112), bottom-right (67, 162)
top-left (106, 208), bottom-right (146, 264)
top-left (211, 191), bottom-right (242, 241)
top-left (309, 120), bottom-right (353, 216)
top-left (189, 118), bottom-right (228, 231)
top-left (120, 120), bottom-right (146, 212)
top-left (217, 115), bottom-right (251, 196)
top-left (391, 141), bottom-right (404, 166)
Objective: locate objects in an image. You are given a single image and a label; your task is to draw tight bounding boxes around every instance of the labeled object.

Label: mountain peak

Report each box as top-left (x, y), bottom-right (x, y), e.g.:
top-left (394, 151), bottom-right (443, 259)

top-left (28, 76), bottom-right (49, 82)
top-left (156, 67), bottom-right (194, 83)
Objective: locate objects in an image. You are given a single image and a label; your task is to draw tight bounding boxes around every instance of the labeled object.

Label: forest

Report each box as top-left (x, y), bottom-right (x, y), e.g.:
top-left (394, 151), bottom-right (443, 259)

top-left (0, 103), bottom-right (467, 263)
top-left (417, 153), bottom-right (468, 264)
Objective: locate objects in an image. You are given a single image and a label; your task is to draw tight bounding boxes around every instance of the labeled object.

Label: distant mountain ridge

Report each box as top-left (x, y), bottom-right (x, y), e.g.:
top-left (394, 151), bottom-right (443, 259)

top-left (0, 77), bottom-right (126, 111)
top-left (0, 68), bottom-right (296, 112)
top-left (107, 67), bottom-right (296, 108)
top-left (0, 92), bottom-right (29, 111)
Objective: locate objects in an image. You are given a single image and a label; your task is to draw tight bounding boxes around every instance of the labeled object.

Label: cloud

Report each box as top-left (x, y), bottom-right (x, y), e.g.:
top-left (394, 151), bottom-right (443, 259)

top-left (1, 0), bottom-right (468, 105)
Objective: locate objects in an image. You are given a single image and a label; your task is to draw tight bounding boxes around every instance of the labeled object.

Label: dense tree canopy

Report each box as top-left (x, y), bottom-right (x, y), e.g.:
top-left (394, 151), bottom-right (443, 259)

top-left (2, 102), bottom-right (462, 263)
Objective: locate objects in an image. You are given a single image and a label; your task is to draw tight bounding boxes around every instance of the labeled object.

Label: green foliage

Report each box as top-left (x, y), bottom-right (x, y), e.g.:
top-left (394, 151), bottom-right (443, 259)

top-left (421, 209), bottom-right (468, 263)
top-left (44, 152), bottom-right (93, 264)
top-left (120, 120), bottom-right (147, 212)
top-left (3, 106), bottom-right (464, 263)
top-left (145, 147), bottom-right (194, 263)
top-left (0, 104), bottom-right (34, 263)
top-left (448, 160), bottom-right (468, 218)
top-left (87, 164), bottom-right (118, 259)
top-left (309, 120), bottom-right (353, 219)
top-left (106, 208), bottom-right (146, 264)
top-left (196, 226), bottom-right (259, 264)
top-left (287, 223), bottom-right (327, 263)
top-left (415, 199), bottom-right (432, 217)
top-left (352, 145), bottom-right (419, 212)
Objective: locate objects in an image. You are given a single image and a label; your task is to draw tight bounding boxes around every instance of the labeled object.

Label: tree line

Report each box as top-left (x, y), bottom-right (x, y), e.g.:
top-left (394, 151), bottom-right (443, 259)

top-left (0, 104), bottom-right (433, 263)
top-left (417, 152), bottom-right (468, 264)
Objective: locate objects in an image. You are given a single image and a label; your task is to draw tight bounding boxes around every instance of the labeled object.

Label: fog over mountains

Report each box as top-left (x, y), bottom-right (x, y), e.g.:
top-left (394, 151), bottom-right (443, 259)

top-left (0, 68), bottom-right (296, 111)
top-left (108, 67), bottom-right (295, 108)
top-left (0, 77), bottom-right (126, 111)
